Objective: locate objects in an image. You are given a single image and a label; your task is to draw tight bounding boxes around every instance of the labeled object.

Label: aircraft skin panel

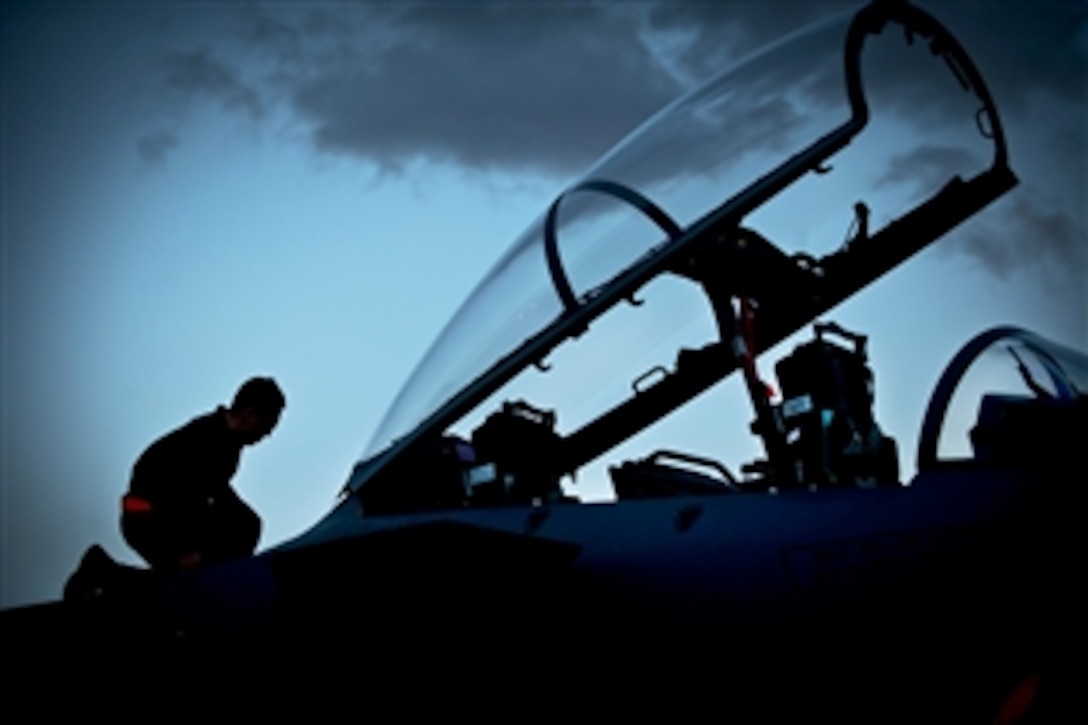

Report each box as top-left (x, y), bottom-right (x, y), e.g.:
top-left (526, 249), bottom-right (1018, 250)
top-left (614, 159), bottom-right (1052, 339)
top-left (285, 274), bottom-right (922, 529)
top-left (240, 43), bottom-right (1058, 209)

top-left (262, 462), bottom-right (1049, 629)
top-left (1, 462), bottom-right (1061, 648)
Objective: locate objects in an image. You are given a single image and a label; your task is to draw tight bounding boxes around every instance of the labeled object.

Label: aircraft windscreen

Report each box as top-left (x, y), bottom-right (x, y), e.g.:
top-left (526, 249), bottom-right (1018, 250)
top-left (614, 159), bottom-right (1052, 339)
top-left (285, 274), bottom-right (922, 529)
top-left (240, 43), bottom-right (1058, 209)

top-left (922, 328), bottom-right (1088, 465)
top-left (363, 4), bottom-right (1001, 462)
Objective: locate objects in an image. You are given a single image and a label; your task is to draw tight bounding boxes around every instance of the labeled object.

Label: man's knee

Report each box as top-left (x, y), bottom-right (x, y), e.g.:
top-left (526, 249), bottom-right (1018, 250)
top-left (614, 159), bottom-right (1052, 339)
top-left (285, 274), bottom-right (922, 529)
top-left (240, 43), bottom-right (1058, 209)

top-left (205, 498), bottom-right (261, 561)
top-left (230, 503), bottom-right (261, 555)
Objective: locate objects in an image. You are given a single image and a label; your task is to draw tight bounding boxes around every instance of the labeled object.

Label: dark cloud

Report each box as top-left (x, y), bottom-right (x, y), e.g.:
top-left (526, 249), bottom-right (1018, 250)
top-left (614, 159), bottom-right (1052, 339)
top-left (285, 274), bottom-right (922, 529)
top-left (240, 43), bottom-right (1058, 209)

top-left (278, 4), bottom-right (681, 175)
top-left (644, 0), bottom-right (1084, 293)
top-left (133, 0), bottom-right (1083, 282)
top-left (642, 1), bottom-right (851, 81)
top-left (957, 195), bottom-right (1085, 289)
top-left (643, 0), bottom-right (1086, 107)
top-left (137, 130), bottom-right (179, 165)
top-left (135, 1), bottom-right (1083, 180)
top-left (874, 144), bottom-right (982, 193)
top-left (936, 0), bottom-right (1087, 112)
top-left (598, 89), bottom-right (809, 195)
top-left (238, 6), bottom-right (302, 54)
top-left (159, 47), bottom-right (266, 119)
top-left (643, 0), bottom-right (1086, 156)
top-left (864, 138), bottom-right (1084, 291)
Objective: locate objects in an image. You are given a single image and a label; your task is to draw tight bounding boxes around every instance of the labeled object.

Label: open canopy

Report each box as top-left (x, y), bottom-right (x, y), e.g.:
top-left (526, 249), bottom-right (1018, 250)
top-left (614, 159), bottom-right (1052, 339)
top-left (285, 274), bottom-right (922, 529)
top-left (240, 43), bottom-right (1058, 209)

top-left (348, 0), bottom-right (1013, 499)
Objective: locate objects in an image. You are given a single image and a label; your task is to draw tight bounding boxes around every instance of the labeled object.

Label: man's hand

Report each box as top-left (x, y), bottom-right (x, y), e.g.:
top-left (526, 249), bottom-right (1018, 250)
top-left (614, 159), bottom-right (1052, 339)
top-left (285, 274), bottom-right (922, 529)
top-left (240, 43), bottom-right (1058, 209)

top-left (178, 551), bottom-right (201, 569)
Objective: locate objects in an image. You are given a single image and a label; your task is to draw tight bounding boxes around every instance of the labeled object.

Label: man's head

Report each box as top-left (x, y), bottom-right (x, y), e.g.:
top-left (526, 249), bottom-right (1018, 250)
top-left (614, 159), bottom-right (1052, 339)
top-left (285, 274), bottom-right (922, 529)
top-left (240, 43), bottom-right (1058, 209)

top-left (228, 377), bottom-right (286, 445)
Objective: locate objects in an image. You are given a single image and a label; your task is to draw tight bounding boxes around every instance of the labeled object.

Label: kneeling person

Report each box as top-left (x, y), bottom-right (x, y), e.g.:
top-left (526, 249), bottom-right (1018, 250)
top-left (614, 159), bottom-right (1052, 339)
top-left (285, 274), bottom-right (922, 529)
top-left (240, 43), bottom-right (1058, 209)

top-left (122, 377), bottom-right (285, 570)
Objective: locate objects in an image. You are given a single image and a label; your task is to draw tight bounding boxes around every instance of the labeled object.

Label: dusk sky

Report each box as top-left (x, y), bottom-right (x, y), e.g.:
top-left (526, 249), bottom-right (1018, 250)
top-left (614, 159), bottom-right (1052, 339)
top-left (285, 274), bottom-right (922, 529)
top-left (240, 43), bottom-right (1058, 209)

top-left (2, 0), bottom-right (1084, 608)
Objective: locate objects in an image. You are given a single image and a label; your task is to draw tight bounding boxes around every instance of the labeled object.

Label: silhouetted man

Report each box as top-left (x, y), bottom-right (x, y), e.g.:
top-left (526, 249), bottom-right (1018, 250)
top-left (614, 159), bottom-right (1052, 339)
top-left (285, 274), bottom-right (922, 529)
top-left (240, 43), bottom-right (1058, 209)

top-left (121, 377), bottom-right (285, 571)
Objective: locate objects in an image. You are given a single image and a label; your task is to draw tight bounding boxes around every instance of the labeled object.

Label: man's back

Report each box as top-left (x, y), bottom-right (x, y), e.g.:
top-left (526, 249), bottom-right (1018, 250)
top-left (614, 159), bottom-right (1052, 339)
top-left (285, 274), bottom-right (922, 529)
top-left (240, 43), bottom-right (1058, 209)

top-left (130, 407), bottom-right (241, 506)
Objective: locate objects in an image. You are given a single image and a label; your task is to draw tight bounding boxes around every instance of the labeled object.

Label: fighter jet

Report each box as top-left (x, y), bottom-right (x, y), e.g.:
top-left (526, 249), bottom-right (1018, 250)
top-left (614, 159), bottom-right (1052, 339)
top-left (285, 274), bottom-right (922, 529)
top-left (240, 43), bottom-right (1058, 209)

top-left (3, 1), bottom-right (1081, 717)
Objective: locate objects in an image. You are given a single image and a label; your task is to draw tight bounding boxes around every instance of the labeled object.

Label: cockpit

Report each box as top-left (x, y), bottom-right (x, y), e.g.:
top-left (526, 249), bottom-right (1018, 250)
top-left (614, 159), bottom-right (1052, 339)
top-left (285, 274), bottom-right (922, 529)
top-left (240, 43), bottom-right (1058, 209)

top-left (340, 1), bottom-right (1033, 517)
top-left (918, 327), bottom-right (1087, 472)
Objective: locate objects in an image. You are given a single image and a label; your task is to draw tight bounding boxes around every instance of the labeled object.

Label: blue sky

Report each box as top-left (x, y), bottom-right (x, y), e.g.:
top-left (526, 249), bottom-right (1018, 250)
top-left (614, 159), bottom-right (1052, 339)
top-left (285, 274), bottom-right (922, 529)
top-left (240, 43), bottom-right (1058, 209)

top-left (2, 0), bottom-right (1084, 608)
